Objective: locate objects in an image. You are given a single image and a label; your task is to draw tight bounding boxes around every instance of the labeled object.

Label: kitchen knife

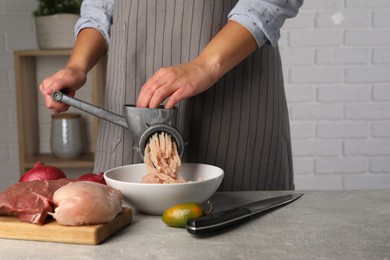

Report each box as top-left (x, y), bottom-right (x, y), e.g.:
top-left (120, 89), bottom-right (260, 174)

top-left (186, 193), bottom-right (303, 235)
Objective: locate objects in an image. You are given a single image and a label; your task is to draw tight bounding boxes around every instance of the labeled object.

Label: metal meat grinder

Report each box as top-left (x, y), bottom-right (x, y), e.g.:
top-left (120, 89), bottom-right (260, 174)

top-left (51, 90), bottom-right (184, 158)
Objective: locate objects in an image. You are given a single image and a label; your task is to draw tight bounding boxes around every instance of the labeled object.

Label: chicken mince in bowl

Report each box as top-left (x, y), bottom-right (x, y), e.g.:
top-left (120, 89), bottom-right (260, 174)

top-left (104, 163), bottom-right (224, 215)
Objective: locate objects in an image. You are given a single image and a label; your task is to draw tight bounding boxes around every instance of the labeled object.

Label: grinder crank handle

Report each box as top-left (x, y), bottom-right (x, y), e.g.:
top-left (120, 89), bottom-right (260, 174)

top-left (52, 90), bottom-right (128, 129)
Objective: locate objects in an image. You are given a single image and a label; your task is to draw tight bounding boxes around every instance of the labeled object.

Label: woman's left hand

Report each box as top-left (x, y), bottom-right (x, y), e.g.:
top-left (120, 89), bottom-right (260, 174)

top-left (137, 20), bottom-right (258, 109)
top-left (136, 57), bottom-right (220, 109)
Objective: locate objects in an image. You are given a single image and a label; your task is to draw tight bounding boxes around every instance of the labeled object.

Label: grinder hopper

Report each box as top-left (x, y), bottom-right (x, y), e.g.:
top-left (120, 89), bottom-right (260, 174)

top-left (51, 91), bottom-right (184, 158)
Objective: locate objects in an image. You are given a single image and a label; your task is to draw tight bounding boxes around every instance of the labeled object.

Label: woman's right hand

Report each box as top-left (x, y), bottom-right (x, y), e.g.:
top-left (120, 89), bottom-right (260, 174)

top-left (39, 67), bottom-right (87, 113)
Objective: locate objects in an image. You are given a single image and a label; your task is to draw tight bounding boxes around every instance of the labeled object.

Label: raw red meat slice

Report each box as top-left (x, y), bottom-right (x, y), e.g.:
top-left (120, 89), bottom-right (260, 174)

top-left (0, 179), bottom-right (75, 224)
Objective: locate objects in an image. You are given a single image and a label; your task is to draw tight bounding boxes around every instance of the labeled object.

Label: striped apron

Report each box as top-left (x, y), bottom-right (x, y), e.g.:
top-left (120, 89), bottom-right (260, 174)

top-left (94, 0), bottom-right (294, 191)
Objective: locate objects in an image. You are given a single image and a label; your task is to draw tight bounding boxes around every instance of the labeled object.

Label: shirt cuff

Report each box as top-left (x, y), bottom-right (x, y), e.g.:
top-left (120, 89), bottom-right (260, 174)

top-left (228, 14), bottom-right (269, 48)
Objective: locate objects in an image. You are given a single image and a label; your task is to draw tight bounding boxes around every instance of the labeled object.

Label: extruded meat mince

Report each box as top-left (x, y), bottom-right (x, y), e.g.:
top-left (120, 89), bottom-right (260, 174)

top-left (141, 132), bottom-right (185, 184)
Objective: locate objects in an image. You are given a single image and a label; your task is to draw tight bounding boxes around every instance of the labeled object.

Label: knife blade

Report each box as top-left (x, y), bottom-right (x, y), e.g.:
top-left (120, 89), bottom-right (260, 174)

top-left (186, 193), bottom-right (303, 235)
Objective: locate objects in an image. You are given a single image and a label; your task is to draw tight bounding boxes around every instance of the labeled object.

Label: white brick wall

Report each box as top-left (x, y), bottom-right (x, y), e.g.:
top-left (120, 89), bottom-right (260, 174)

top-left (280, 0), bottom-right (390, 190)
top-left (0, 0), bottom-right (389, 191)
top-left (0, 0), bottom-right (93, 189)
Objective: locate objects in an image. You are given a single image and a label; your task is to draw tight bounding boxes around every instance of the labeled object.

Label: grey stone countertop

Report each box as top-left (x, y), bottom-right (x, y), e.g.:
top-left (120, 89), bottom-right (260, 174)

top-left (1, 190), bottom-right (389, 260)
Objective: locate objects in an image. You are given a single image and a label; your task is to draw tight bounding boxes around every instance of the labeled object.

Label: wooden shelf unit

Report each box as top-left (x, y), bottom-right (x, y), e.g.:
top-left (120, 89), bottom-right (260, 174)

top-left (14, 49), bottom-right (106, 175)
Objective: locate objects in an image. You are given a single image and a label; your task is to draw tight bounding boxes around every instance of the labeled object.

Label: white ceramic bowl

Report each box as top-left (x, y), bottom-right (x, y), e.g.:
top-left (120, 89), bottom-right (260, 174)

top-left (104, 163), bottom-right (224, 215)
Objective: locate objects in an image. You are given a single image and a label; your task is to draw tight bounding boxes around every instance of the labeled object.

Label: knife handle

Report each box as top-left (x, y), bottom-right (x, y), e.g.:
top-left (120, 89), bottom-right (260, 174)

top-left (186, 207), bottom-right (251, 235)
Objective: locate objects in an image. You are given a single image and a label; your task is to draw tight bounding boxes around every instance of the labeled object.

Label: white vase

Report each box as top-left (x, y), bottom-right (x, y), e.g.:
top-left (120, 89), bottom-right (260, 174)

top-left (51, 113), bottom-right (83, 159)
top-left (34, 13), bottom-right (79, 49)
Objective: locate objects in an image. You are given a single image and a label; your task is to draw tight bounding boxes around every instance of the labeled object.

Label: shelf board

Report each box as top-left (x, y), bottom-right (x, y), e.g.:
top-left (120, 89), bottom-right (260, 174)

top-left (24, 153), bottom-right (95, 170)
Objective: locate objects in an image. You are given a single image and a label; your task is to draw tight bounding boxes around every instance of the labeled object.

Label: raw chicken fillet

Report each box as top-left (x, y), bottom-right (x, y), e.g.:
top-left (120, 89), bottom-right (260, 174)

top-left (142, 132), bottom-right (185, 184)
top-left (51, 181), bottom-right (123, 226)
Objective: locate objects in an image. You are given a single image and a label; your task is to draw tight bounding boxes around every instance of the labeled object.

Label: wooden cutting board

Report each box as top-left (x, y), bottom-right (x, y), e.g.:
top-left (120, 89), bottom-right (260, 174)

top-left (0, 207), bottom-right (132, 245)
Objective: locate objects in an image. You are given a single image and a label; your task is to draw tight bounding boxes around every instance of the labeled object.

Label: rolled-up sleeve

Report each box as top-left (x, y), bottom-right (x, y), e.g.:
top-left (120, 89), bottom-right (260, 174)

top-left (75, 0), bottom-right (114, 48)
top-left (228, 0), bottom-right (303, 47)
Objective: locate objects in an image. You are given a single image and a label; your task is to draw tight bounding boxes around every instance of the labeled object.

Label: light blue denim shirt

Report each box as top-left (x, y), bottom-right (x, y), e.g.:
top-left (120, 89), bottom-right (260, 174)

top-left (75, 0), bottom-right (303, 48)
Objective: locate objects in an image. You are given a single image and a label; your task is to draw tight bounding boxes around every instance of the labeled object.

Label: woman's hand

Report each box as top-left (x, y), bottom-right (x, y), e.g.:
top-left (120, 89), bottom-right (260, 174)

top-left (136, 20), bottom-right (257, 109)
top-left (39, 67), bottom-right (86, 113)
top-left (137, 57), bottom-right (221, 109)
top-left (39, 28), bottom-right (107, 113)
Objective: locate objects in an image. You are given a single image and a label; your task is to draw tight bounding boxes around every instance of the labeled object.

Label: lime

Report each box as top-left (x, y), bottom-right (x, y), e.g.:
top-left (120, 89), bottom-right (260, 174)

top-left (162, 202), bottom-right (208, 228)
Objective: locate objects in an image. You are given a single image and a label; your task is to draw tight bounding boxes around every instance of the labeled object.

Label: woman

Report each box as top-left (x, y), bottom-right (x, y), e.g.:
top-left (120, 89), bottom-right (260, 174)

top-left (40, 0), bottom-right (303, 191)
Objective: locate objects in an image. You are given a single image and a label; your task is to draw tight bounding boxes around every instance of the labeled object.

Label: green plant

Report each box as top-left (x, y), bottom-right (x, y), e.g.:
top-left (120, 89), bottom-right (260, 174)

top-left (34, 0), bottom-right (82, 16)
